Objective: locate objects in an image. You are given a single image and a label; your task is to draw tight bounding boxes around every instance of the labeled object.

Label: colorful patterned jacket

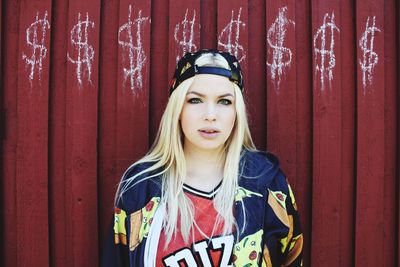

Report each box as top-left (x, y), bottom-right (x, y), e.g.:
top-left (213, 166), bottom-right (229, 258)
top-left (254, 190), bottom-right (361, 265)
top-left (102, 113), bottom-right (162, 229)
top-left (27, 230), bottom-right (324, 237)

top-left (101, 149), bottom-right (303, 266)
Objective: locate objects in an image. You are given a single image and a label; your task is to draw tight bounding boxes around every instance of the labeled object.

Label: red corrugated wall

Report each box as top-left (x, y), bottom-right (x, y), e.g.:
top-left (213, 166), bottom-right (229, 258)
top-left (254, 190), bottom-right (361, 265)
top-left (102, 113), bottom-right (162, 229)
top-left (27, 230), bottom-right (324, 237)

top-left (1, 0), bottom-right (399, 266)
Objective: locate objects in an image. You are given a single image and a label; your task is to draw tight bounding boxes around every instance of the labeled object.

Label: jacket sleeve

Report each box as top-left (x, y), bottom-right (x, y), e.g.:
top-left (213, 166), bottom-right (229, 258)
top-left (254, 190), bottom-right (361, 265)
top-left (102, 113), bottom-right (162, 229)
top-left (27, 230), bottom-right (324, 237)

top-left (101, 165), bottom-right (137, 267)
top-left (101, 162), bottom-right (155, 267)
top-left (101, 206), bottom-right (130, 267)
top-left (264, 170), bottom-right (303, 267)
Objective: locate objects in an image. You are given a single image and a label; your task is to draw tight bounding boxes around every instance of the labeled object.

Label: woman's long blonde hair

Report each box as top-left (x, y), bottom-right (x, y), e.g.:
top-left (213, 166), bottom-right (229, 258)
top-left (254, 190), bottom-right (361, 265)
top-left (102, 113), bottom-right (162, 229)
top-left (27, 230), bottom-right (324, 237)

top-left (116, 52), bottom-right (257, 244)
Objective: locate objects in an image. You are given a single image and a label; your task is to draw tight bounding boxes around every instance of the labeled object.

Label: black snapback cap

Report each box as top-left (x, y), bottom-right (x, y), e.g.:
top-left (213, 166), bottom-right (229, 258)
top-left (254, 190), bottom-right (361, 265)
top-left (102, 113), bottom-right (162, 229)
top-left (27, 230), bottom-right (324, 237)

top-left (169, 49), bottom-right (244, 95)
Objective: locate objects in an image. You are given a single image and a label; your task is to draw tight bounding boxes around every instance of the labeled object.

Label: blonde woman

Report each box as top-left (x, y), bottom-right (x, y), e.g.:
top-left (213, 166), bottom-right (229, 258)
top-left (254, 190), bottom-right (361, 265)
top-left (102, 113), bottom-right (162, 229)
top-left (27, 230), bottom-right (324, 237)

top-left (102, 49), bottom-right (303, 267)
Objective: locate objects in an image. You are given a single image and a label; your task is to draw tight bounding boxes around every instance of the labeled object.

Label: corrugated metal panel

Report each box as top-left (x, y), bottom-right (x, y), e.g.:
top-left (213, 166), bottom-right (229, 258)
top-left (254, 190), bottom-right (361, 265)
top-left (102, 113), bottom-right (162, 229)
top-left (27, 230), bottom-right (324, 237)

top-left (65, 1), bottom-right (101, 266)
top-left (266, 1), bottom-right (314, 266)
top-left (17, 2), bottom-right (52, 266)
top-left (49, 0), bottom-right (68, 265)
top-left (1, 1), bottom-right (398, 266)
top-left (355, 1), bottom-right (397, 266)
top-left (311, 2), bottom-right (355, 266)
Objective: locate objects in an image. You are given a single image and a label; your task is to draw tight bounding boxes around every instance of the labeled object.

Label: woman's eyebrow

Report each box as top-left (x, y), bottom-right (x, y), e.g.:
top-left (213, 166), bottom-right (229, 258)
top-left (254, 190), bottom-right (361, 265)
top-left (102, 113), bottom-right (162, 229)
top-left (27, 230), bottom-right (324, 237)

top-left (218, 93), bottom-right (234, 98)
top-left (187, 91), bottom-right (234, 98)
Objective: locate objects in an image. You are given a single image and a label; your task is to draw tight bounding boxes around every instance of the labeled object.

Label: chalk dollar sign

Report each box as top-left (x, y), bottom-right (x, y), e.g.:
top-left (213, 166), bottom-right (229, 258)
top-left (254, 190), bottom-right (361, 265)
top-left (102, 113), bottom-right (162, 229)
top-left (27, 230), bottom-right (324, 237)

top-left (267, 6), bottom-right (295, 86)
top-left (67, 12), bottom-right (95, 85)
top-left (174, 9), bottom-right (197, 63)
top-left (118, 6), bottom-right (149, 91)
top-left (359, 16), bottom-right (380, 89)
top-left (313, 12), bottom-right (340, 90)
top-left (22, 11), bottom-right (51, 83)
top-left (218, 8), bottom-right (246, 62)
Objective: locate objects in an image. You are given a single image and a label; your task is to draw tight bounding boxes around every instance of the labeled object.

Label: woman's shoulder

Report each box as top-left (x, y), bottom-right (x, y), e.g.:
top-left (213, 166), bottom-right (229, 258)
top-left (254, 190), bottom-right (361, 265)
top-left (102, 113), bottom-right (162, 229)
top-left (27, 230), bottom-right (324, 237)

top-left (241, 149), bottom-right (280, 174)
top-left (116, 160), bottom-right (163, 212)
top-left (240, 149), bottom-right (285, 190)
top-left (122, 161), bottom-right (156, 180)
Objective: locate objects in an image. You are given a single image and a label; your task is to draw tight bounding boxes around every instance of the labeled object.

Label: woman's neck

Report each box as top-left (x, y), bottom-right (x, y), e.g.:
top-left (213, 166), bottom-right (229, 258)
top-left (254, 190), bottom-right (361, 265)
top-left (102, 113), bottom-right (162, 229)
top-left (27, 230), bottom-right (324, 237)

top-left (183, 147), bottom-right (225, 191)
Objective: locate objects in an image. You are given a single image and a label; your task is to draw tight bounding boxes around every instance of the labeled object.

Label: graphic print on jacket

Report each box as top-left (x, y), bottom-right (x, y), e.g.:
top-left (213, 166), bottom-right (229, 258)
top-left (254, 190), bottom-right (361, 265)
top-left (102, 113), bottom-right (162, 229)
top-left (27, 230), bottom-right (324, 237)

top-left (156, 182), bottom-right (235, 266)
top-left (161, 235), bottom-right (234, 267)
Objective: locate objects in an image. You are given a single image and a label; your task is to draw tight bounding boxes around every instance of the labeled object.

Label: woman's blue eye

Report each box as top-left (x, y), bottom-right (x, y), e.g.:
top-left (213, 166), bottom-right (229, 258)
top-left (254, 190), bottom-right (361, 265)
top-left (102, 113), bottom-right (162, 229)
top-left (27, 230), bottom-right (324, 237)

top-left (187, 98), bottom-right (232, 105)
top-left (219, 99), bottom-right (232, 105)
top-left (188, 98), bottom-right (202, 104)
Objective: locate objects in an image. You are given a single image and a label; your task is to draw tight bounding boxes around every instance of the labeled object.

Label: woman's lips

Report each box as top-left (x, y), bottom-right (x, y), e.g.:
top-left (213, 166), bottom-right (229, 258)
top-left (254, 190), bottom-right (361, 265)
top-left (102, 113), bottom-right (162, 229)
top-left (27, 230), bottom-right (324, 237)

top-left (198, 129), bottom-right (220, 139)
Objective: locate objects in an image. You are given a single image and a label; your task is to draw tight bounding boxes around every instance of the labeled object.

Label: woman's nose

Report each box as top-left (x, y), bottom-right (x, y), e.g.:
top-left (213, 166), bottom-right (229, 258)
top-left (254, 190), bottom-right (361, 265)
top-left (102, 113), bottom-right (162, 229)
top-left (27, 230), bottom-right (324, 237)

top-left (204, 103), bottom-right (217, 121)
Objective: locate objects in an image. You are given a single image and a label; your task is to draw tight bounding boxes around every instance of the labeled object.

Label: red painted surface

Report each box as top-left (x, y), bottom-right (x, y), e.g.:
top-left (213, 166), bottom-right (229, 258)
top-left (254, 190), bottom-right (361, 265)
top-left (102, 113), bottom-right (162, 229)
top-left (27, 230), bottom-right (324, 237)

top-left (0, 0), bottom-right (2, 260)
top-left (65, 1), bottom-right (101, 266)
top-left (200, 0), bottom-right (217, 49)
top-left (337, 2), bottom-right (356, 266)
top-left (3, 2), bottom-right (20, 266)
top-left (98, 0), bottom-right (119, 253)
top-left (355, 1), bottom-right (386, 266)
top-left (99, 0), bottom-right (152, 252)
top-left (382, 2), bottom-right (398, 266)
top-left (293, 1), bottom-right (313, 266)
top-left (248, 0), bottom-right (266, 148)
top-left (1, 1), bottom-right (399, 267)
top-left (49, 1), bottom-right (69, 266)
top-left (266, 1), bottom-right (313, 266)
top-left (16, 1), bottom-right (51, 266)
top-left (149, 0), bottom-right (169, 142)
top-left (311, 2), bottom-right (345, 265)
top-left (168, 0), bottom-right (200, 81)
top-left (217, 0), bottom-right (248, 84)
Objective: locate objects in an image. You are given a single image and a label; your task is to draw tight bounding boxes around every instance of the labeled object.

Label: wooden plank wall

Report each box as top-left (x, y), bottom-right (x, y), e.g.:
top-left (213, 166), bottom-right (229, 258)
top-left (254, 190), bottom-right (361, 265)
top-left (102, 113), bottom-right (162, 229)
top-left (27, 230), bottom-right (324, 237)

top-left (1, 0), bottom-right (399, 266)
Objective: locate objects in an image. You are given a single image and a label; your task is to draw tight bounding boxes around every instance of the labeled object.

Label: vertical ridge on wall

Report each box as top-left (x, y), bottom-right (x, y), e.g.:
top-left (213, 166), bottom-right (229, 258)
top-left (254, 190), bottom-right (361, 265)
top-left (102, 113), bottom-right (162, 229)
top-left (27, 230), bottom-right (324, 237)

top-left (65, 1), bottom-right (101, 266)
top-left (248, 0), bottom-right (266, 149)
top-left (382, 0), bottom-right (398, 264)
top-left (0, 0), bottom-right (3, 262)
top-left (311, 1), bottom-right (354, 266)
top-left (149, 0), bottom-right (169, 142)
top-left (217, 0), bottom-right (248, 89)
top-left (16, 0), bottom-right (52, 266)
top-left (200, 0), bottom-right (217, 49)
top-left (49, 0), bottom-right (69, 266)
top-left (97, 0), bottom-right (119, 252)
top-left (266, 0), bottom-right (297, 175)
top-left (338, 1), bottom-right (356, 266)
top-left (98, 0), bottom-right (152, 255)
top-left (1, 1), bottom-right (20, 267)
top-left (398, 1), bottom-right (400, 263)
top-left (266, 4), bottom-right (310, 266)
top-left (355, 0), bottom-right (388, 265)
top-left (0, 0), bottom-right (2, 260)
top-left (294, 0), bottom-right (313, 265)
top-left (168, 0), bottom-right (200, 80)
top-left (116, 0), bottom-right (151, 201)
top-left (265, 0), bottom-right (298, 221)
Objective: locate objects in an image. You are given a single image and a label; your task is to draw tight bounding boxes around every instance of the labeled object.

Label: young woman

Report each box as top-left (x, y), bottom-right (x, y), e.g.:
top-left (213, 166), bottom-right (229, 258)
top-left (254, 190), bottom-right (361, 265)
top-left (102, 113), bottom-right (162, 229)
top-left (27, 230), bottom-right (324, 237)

top-left (102, 49), bottom-right (303, 267)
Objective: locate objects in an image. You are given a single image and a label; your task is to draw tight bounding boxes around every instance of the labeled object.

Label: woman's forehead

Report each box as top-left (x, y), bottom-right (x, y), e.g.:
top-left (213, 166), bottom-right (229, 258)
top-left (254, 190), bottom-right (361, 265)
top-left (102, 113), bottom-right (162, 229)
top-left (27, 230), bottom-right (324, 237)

top-left (188, 74), bottom-right (235, 96)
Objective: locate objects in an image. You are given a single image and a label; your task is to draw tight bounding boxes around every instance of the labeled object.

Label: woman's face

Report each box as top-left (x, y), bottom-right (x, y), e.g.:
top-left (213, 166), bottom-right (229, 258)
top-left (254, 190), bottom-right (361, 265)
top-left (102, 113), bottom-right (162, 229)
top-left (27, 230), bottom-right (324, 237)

top-left (180, 74), bottom-right (236, 153)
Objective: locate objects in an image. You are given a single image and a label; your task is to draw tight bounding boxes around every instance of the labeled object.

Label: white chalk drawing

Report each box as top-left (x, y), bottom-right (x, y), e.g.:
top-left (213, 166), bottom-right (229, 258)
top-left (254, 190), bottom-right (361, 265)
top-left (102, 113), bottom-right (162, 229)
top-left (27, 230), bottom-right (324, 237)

top-left (118, 6), bottom-right (150, 91)
top-left (174, 9), bottom-right (197, 62)
top-left (359, 16), bottom-right (380, 93)
top-left (266, 6), bottom-right (295, 91)
top-left (67, 12), bottom-right (95, 86)
top-left (218, 7), bottom-right (246, 62)
top-left (22, 11), bottom-right (51, 84)
top-left (313, 12), bottom-right (340, 90)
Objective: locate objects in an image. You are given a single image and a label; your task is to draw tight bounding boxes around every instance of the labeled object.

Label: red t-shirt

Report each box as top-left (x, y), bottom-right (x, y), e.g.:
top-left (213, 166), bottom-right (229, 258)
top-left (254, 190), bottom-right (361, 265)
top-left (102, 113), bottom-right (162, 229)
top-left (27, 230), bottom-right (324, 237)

top-left (156, 183), bottom-right (234, 267)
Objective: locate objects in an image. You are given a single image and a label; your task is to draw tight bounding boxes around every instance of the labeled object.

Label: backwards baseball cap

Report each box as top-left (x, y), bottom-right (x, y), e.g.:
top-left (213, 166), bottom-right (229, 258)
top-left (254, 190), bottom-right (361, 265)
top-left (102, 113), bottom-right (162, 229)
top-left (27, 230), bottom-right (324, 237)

top-left (169, 49), bottom-right (244, 95)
